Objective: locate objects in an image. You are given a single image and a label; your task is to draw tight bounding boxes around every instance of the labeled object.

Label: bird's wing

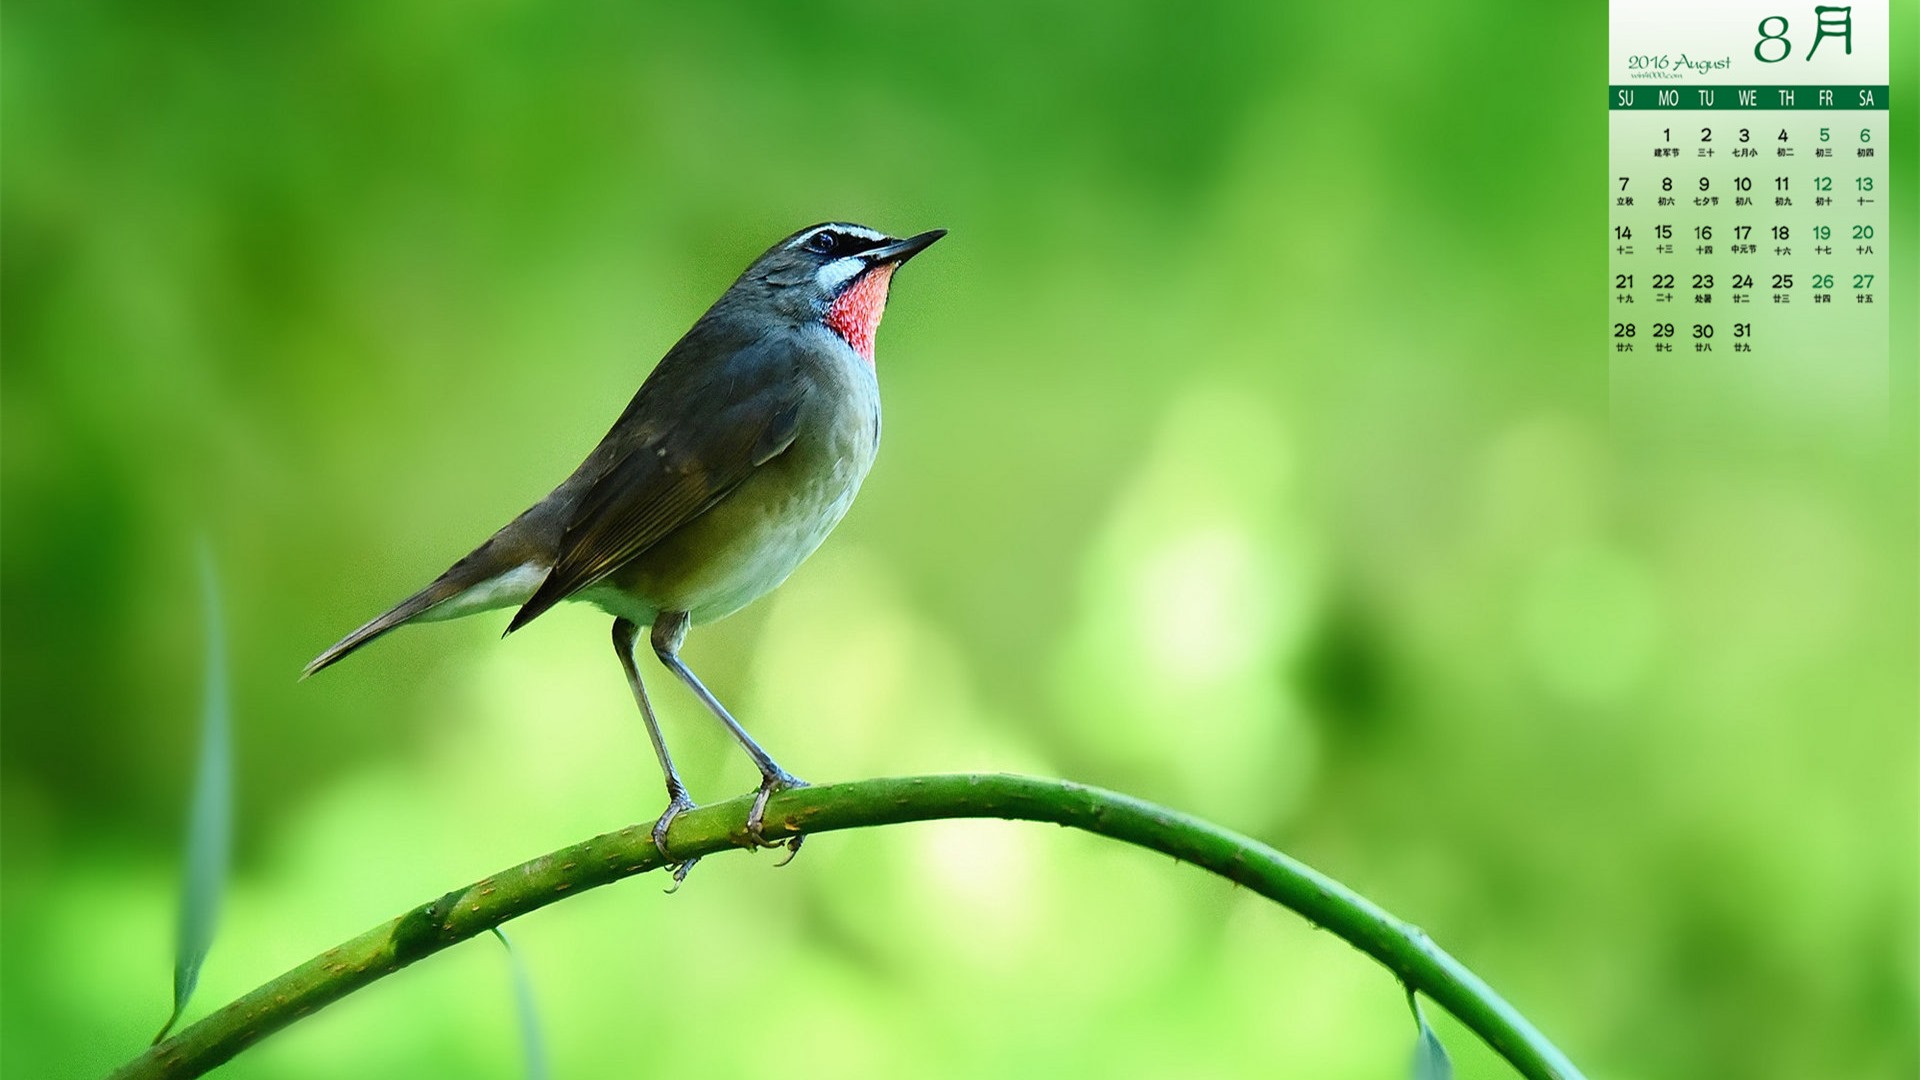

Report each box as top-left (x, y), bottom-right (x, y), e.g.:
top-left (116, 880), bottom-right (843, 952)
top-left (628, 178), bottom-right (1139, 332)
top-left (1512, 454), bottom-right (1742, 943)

top-left (505, 330), bottom-right (807, 632)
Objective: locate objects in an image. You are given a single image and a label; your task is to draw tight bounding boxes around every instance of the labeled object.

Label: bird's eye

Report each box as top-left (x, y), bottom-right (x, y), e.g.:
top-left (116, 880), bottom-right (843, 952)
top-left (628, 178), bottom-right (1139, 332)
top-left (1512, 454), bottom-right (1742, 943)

top-left (806, 230), bottom-right (838, 254)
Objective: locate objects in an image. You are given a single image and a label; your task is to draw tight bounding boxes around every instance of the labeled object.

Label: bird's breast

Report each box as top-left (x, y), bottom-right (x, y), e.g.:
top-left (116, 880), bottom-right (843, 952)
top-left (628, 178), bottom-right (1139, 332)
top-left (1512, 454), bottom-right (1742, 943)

top-left (592, 358), bottom-right (880, 625)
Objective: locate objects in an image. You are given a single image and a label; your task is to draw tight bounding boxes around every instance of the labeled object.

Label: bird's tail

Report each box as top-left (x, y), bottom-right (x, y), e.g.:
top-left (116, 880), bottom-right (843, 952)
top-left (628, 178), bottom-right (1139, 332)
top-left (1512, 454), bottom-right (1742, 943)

top-left (301, 539), bottom-right (550, 679)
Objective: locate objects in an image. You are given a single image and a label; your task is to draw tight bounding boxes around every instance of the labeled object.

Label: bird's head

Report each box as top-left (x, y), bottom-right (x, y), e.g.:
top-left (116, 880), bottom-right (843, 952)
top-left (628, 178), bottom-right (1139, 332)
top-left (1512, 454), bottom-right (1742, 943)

top-left (739, 222), bottom-right (946, 363)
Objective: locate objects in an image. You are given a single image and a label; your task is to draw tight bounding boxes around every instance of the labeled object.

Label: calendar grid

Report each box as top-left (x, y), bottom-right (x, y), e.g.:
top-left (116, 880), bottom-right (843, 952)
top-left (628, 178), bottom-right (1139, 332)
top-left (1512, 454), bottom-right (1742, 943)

top-left (1608, 0), bottom-right (1890, 436)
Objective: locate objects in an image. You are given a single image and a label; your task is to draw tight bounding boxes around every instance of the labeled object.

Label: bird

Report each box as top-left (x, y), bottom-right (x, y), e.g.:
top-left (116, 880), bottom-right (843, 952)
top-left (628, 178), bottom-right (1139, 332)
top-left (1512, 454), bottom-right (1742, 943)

top-left (304, 222), bottom-right (945, 878)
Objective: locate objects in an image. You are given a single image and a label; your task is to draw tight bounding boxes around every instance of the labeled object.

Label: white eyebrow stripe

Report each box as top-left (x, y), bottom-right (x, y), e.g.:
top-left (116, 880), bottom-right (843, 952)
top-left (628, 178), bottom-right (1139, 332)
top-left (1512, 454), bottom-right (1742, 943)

top-left (787, 224), bottom-right (889, 250)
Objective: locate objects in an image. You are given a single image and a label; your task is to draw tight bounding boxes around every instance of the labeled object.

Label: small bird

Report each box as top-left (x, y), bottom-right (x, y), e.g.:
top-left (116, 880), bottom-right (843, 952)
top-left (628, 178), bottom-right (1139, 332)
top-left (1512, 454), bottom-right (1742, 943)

top-left (304, 222), bottom-right (945, 874)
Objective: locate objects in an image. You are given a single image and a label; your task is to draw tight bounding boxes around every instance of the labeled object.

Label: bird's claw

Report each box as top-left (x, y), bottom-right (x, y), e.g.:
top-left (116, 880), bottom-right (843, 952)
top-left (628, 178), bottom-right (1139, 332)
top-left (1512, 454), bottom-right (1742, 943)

top-left (652, 789), bottom-right (699, 891)
top-left (745, 770), bottom-right (809, 853)
top-left (651, 790), bottom-right (696, 858)
top-left (662, 857), bottom-right (699, 893)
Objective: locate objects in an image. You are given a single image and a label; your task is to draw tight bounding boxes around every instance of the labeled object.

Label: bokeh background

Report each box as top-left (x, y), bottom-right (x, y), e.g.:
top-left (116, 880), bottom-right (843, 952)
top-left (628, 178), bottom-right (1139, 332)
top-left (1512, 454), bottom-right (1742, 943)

top-left (5, 3), bottom-right (1916, 1077)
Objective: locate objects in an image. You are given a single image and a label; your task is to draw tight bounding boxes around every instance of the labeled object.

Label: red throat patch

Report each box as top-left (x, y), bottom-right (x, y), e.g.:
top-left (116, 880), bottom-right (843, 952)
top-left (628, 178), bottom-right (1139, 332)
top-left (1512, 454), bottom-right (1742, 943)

top-left (824, 263), bottom-right (898, 365)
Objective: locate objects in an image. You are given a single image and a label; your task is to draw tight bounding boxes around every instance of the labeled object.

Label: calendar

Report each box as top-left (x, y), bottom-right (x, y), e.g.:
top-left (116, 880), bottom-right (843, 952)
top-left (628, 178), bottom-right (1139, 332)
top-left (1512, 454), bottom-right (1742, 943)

top-left (1609, 0), bottom-right (1889, 435)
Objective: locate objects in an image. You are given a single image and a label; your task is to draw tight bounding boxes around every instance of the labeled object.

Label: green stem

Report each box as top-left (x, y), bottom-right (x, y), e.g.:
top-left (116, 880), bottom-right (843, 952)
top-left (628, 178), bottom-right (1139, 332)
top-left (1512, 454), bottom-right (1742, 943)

top-left (112, 773), bottom-right (1585, 1080)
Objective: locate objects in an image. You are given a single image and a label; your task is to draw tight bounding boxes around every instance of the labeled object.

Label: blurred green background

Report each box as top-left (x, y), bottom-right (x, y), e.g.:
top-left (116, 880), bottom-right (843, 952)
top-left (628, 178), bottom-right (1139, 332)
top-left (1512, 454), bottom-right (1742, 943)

top-left (5, 2), bottom-right (1916, 1077)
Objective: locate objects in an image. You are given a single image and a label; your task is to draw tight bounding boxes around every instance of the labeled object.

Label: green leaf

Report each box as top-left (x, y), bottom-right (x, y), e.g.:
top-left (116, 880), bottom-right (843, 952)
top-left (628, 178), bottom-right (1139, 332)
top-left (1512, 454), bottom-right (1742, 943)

top-left (492, 927), bottom-right (550, 1080)
top-left (154, 545), bottom-right (233, 1044)
top-left (1408, 988), bottom-right (1454, 1080)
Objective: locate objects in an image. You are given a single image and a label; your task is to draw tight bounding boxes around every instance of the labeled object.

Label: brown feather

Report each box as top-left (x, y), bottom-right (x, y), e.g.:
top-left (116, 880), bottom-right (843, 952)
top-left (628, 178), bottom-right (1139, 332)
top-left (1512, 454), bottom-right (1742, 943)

top-left (504, 326), bottom-right (809, 632)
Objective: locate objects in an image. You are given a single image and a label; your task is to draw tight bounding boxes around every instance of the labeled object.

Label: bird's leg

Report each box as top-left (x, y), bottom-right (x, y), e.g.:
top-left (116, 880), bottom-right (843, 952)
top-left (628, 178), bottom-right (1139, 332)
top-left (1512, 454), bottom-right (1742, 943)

top-left (651, 612), bottom-right (808, 855)
top-left (614, 619), bottom-right (699, 886)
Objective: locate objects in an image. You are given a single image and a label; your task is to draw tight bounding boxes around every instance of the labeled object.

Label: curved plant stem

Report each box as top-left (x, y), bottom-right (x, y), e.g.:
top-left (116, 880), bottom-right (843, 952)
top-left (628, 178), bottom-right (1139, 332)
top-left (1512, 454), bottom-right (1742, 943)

top-left (111, 773), bottom-right (1586, 1080)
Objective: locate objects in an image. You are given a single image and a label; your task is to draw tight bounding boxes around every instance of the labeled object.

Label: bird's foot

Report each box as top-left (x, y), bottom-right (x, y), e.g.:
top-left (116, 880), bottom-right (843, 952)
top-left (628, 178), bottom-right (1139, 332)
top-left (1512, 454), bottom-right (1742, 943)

top-left (746, 769), bottom-right (809, 861)
top-left (652, 789), bottom-right (700, 892)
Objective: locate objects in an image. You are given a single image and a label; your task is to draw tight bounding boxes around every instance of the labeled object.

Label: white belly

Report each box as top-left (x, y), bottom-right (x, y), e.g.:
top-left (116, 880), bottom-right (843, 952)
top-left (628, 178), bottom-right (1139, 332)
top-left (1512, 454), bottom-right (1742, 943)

top-left (675, 461), bottom-right (866, 622)
top-left (584, 360), bottom-right (879, 626)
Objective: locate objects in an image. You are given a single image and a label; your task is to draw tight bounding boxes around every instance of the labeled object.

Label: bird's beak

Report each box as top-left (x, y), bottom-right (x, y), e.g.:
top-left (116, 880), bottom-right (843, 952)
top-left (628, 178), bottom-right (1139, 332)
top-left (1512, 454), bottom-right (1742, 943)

top-left (864, 229), bottom-right (947, 266)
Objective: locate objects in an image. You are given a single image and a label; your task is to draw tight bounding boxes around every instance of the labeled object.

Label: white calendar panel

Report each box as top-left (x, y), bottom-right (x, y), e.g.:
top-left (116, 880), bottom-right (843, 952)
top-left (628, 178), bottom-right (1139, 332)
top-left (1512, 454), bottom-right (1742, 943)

top-left (1609, 0), bottom-right (1889, 437)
